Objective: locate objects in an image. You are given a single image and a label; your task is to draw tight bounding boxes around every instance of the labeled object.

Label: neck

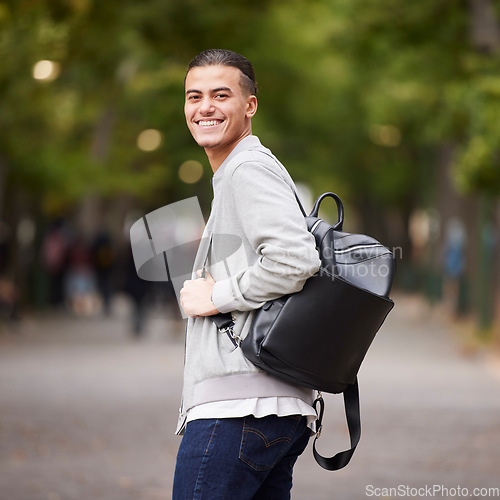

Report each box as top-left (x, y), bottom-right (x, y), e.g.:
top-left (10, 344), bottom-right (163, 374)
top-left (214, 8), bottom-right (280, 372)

top-left (206, 131), bottom-right (253, 173)
top-left (206, 149), bottom-right (231, 173)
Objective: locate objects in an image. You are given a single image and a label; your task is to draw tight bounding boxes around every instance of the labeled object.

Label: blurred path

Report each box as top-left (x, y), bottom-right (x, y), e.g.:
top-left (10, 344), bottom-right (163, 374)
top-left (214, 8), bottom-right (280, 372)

top-left (293, 294), bottom-right (500, 499)
top-left (0, 297), bottom-right (186, 500)
top-left (0, 294), bottom-right (499, 500)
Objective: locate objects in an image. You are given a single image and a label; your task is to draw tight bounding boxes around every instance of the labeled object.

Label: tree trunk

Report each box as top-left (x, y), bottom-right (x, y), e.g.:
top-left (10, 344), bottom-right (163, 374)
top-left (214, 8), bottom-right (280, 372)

top-left (77, 104), bottom-right (116, 238)
top-left (0, 154), bottom-right (7, 221)
top-left (468, 0), bottom-right (500, 52)
top-left (91, 106), bottom-right (115, 163)
top-left (468, 0), bottom-right (500, 333)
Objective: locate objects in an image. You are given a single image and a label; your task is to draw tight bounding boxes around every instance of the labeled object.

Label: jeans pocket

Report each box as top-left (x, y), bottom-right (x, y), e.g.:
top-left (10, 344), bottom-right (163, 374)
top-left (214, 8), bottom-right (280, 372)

top-left (239, 415), bottom-right (302, 471)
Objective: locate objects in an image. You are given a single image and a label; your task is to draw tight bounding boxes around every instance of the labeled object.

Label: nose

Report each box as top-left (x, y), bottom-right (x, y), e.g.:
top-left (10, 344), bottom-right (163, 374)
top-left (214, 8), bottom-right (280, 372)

top-left (199, 97), bottom-right (215, 115)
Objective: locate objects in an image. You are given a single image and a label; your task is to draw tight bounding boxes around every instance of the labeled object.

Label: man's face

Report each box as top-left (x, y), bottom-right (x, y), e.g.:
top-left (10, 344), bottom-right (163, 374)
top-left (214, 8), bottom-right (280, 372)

top-left (184, 65), bottom-right (257, 160)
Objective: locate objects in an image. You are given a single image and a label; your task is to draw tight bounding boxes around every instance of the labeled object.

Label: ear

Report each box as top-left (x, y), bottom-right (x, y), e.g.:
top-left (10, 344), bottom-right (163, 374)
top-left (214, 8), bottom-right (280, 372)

top-left (245, 95), bottom-right (258, 118)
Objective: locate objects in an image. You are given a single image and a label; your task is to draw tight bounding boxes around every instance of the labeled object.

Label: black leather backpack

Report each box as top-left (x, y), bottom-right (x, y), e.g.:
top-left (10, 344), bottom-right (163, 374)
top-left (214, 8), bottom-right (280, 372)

top-left (212, 192), bottom-right (396, 470)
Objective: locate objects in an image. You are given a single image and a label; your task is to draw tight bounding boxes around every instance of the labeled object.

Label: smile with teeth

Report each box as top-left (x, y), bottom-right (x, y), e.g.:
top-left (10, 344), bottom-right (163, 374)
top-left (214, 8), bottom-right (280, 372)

top-left (197, 119), bottom-right (223, 127)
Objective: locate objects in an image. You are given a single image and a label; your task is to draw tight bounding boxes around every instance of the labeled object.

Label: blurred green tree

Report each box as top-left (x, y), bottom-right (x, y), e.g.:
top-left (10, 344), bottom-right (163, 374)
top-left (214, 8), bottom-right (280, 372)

top-left (0, 0), bottom-right (498, 323)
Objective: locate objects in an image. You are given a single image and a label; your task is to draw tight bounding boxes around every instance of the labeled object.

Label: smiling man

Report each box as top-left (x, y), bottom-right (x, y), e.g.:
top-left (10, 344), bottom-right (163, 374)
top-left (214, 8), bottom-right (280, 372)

top-left (175, 49), bottom-right (321, 500)
top-left (184, 63), bottom-right (257, 172)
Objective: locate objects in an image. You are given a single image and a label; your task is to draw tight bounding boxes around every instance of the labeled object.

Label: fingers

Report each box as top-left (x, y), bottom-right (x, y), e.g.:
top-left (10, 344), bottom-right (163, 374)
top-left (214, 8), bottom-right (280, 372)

top-left (197, 269), bottom-right (214, 281)
top-left (180, 272), bottom-right (217, 318)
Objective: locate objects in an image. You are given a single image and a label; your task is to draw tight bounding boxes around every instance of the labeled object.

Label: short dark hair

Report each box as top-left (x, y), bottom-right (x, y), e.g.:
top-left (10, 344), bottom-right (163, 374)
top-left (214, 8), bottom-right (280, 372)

top-left (186, 49), bottom-right (258, 96)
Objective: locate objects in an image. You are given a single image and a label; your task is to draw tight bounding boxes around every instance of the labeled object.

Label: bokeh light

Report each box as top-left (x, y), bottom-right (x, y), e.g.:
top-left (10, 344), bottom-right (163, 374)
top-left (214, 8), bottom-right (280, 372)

top-left (369, 124), bottom-right (401, 147)
top-left (32, 60), bottom-right (60, 81)
top-left (178, 160), bottom-right (203, 184)
top-left (137, 129), bottom-right (163, 151)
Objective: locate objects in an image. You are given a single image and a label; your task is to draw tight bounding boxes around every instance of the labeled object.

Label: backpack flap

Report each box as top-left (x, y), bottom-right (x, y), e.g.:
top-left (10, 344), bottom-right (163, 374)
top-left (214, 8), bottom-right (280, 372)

top-left (333, 231), bottom-right (395, 298)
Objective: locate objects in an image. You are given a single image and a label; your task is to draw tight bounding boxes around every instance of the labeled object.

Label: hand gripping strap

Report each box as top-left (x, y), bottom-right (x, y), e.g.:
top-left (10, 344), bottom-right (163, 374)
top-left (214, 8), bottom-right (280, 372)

top-left (313, 379), bottom-right (361, 471)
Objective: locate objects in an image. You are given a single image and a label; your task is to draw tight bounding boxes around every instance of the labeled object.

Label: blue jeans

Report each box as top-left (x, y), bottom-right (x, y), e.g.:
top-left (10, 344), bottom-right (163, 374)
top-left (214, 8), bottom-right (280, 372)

top-left (173, 415), bottom-right (311, 500)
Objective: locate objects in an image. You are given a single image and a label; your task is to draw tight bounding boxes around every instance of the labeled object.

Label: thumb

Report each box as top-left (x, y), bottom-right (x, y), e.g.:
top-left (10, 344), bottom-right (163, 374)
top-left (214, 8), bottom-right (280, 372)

top-left (197, 269), bottom-right (214, 282)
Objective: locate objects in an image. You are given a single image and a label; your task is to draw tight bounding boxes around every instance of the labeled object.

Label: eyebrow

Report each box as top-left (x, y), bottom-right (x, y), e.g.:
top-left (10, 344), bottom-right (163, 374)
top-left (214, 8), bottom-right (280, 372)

top-left (185, 86), bottom-right (233, 95)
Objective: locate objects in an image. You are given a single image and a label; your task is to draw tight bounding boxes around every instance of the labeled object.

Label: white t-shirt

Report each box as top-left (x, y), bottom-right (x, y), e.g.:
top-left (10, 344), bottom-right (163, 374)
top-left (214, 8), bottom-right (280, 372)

top-left (186, 396), bottom-right (318, 432)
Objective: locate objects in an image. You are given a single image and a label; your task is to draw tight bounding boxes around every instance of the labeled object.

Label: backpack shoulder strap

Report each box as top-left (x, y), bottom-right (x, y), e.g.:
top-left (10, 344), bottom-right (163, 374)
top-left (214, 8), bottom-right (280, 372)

top-left (313, 378), bottom-right (362, 470)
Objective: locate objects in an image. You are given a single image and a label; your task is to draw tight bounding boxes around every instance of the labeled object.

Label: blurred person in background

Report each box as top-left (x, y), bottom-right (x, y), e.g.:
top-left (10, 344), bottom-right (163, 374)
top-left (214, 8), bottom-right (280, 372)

top-left (64, 234), bottom-right (99, 317)
top-left (41, 219), bottom-right (70, 308)
top-left (123, 246), bottom-right (150, 337)
top-left (0, 220), bottom-right (19, 324)
top-left (91, 229), bottom-right (116, 316)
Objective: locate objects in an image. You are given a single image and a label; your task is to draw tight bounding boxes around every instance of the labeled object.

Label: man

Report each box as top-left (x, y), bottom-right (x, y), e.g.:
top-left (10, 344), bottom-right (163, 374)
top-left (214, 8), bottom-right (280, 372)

top-left (175, 49), bottom-right (321, 499)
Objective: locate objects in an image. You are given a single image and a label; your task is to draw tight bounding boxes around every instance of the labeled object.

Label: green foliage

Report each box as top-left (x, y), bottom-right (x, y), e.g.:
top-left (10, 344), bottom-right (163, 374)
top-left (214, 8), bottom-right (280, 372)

top-left (0, 0), bottom-right (499, 219)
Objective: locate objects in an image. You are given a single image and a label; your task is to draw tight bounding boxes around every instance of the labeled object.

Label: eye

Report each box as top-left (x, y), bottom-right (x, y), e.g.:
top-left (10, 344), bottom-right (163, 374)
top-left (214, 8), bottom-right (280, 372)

top-left (187, 94), bottom-right (201, 101)
top-left (215, 94), bottom-right (228, 99)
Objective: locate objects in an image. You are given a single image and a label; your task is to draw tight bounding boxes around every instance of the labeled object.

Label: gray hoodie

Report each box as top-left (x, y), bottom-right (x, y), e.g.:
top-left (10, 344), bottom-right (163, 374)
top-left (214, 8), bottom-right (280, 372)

top-left (177, 136), bottom-right (321, 433)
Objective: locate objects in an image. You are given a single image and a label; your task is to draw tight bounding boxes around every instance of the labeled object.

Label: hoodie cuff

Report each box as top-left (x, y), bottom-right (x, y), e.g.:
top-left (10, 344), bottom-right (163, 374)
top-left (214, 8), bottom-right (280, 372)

top-left (211, 279), bottom-right (237, 314)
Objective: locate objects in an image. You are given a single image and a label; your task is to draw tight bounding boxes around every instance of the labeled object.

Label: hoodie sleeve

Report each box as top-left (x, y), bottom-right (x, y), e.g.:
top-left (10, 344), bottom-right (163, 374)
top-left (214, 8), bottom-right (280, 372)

top-left (211, 160), bottom-right (321, 313)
